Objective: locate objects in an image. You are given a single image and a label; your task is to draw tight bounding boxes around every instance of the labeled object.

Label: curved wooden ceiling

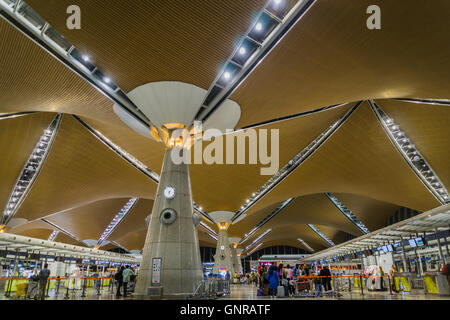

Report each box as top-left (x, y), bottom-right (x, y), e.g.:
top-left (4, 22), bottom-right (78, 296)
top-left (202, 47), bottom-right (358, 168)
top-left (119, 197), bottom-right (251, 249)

top-left (232, 0), bottom-right (450, 127)
top-left (0, 19), bottom-right (121, 126)
top-left (1, 1), bottom-right (449, 252)
top-left (27, 0), bottom-right (266, 92)
top-left (246, 102), bottom-right (441, 215)
top-left (14, 115), bottom-right (157, 222)
top-left (376, 99), bottom-right (450, 188)
top-left (190, 104), bottom-right (353, 212)
top-left (0, 113), bottom-right (55, 211)
top-left (45, 198), bottom-right (132, 240)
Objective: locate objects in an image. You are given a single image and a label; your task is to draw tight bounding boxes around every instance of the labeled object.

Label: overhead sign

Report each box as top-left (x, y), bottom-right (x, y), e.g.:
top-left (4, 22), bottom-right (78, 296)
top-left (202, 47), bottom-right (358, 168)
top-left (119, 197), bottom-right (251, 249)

top-left (151, 257), bottom-right (162, 286)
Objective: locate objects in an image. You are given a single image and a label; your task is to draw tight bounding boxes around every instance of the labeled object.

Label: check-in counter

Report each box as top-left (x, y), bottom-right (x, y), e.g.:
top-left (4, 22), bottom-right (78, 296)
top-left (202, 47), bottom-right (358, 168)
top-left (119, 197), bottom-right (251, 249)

top-left (393, 272), bottom-right (411, 292)
top-left (424, 272), bottom-right (450, 295)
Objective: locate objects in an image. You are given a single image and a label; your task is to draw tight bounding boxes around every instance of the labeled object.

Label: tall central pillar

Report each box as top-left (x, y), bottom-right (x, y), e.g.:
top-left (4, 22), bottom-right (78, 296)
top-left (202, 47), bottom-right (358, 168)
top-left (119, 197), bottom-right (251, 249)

top-left (229, 238), bottom-right (242, 275)
top-left (209, 211), bottom-right (235, 276)
top-left (135, 148), bottom-right (202, 296)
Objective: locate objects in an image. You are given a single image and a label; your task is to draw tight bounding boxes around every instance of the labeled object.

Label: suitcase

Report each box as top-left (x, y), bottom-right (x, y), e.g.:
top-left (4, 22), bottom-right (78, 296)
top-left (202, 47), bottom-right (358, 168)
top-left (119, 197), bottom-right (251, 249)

top-left (297, 280), bottom-right (310, 292)
top-left (257, 288), bottom-right (264, 296)
top-left (277, 285), bottom-right (285, 297)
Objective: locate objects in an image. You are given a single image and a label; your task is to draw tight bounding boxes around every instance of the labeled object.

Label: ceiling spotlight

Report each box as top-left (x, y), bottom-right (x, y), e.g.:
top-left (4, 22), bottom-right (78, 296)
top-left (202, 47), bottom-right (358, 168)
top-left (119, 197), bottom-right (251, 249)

top-left (273, 0), bottom-right (282, 4)
top-left (255, 22), bottom-right (263, 31)
top-left (223, 72), bottom-right (231, 80)
top-left (239, 47), bottom-right (246, 55)
top-left (199, 207), bottom-right (203, 211)
top-left (103, 77), bottom-right (111, 84)
top-left (82, 55), bottom-right (90, 62)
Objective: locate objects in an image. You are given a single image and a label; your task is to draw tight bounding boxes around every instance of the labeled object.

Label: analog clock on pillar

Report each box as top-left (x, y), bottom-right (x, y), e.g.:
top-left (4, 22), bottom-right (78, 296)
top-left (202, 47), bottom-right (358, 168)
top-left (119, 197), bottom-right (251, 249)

top-left (163, 186), bottom-right (176, 199)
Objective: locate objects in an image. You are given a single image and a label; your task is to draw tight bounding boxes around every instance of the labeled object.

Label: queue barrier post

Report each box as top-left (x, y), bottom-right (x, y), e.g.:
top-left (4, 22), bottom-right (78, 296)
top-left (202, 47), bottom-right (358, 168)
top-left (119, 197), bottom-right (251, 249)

top-left (359, 274), bottom-right (364, 296)
top-left (56, 278), bottom-right (61, 296)
top-left (45, 279), bottom-right (50, 298)
top-left (388, 276), bottom-right (393, 295)
top-left (64, 278), bottom-right (70, 299)
top-left (81, 277), bottom-right (87, 298)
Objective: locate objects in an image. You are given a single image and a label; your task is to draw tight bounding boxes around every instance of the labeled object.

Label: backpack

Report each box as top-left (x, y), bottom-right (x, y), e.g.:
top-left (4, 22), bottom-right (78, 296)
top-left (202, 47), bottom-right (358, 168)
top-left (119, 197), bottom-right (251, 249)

top-left (114, 272), bottom-right (121, 281)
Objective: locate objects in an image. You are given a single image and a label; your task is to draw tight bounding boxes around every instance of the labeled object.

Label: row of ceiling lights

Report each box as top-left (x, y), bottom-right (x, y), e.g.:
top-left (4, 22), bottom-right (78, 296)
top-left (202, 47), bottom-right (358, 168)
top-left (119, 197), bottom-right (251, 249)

top-left (307, 224), bottom-right (335, 247)
top-left (324, 193), bottom-right (370, 235)
top-left (240, 197), bottom-right (295, 245)
top-left (297, 238), bottom-right (314, 253)
top-left (369, 101), bottom-right (449, 204)
top-left (244, 228), bottom-right (272, 252)
top-left (97, 198), bottom-right (139, 247)
top-left (233, 104), bottom-right (359, 221)
top-left (0, 114), bottom-right (62, 228)
top-left (196, 0), bottom-right (310, 121)
top-left (48, 230), bottom-right (59, 242)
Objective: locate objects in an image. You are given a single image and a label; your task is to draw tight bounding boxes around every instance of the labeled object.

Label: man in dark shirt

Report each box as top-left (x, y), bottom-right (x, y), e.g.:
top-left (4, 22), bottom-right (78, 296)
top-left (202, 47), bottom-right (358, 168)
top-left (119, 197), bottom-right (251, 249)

top-left (38, 263), bottom-right (51, 300)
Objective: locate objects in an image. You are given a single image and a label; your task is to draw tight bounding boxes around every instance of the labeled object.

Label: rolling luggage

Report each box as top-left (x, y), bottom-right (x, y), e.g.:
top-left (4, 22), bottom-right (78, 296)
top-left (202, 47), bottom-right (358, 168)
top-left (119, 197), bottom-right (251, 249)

top-left (297, 280), bottom-right (310, 292)
top-left (277, 285), bottom-right (285, 297)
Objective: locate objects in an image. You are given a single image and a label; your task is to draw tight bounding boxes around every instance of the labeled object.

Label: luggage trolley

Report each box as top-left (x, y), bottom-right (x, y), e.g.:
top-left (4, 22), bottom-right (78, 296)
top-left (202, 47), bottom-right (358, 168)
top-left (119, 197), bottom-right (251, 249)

top-left (27, 276), bottom-right (40, 300)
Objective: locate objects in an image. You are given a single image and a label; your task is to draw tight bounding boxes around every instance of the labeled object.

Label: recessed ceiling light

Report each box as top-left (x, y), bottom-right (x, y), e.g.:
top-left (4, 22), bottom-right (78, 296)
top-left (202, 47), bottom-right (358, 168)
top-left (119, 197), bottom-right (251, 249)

top-left (103, 77), bottom-right (111, 83)
top-left (239, 47), bottom-right (246, 55)
top-left (223, 72), bottom-right (231, 80)
top-left (255, 23), bottom-right (263, 31)
top-left (82, 55), bottom-right (90, 62)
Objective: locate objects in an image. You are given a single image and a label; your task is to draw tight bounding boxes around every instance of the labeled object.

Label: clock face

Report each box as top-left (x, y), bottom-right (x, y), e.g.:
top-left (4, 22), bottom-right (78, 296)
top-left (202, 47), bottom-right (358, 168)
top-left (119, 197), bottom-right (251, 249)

top-left (163, 186), bottom-right (176, 199)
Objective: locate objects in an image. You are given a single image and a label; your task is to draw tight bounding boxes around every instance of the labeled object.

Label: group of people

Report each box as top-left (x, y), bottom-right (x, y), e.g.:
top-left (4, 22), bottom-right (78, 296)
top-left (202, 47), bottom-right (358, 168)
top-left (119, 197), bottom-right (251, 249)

top-left (312, 266), bottom-right (332, 297)
top-left (114, 265), bottom-right (136, 298)
top-left (257, 263), bottom-right (310, 297)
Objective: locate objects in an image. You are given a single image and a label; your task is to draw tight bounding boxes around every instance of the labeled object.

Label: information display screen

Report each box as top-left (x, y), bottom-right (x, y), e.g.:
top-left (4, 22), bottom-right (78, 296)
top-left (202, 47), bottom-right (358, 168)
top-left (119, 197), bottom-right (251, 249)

top-left (408, 239), bottom-right (417, 248)
top-left (381, 245), bottom-right (388, 253)
top-left (387, 244), bottom-right (393, 252)
top-left (415, 237), bottom-right (424, 247)
top-left (393, 242), bottom-right (401, 248)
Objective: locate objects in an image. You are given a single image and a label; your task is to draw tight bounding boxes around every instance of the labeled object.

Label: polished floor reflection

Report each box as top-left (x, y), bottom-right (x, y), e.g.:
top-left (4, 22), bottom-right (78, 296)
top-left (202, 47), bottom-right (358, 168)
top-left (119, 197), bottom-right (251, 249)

top-left (219, 284), bottom-right (450, 300)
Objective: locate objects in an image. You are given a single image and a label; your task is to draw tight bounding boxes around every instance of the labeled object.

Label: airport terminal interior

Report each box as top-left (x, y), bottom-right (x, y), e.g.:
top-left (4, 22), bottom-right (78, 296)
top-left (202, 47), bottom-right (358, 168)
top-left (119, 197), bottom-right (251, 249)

top-left (0, 0), bottom-right (449, 303)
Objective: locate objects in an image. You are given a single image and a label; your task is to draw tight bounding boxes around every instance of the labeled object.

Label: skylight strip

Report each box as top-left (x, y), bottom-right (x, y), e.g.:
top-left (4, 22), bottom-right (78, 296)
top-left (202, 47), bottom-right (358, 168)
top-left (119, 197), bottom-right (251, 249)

top-left (307, 224), bottom-right (335, 247)
top-left (369, 100), bottom-right (449, 204)
top-left (41, 219), bottom-right (81, 242)
top-left (195, 0), bottom-right (316, 123)
top-left (72, 115), bottom-right (159, 183)
top-left (297, 238), bottom-right (315, 253)
top-left (200, 221), bottom-right (218, 237)
top-left (1, 114), bottom-right (62, 227)
top-left (244, 228), bottom-right (272, 251)
top-left (0, 111), bottom-right (39, 120)
top-left (205, 232), bottom-right (218, 241)
top-left (97, 198), bottom-right (138, 246)
top-left (73, 115), bottom-right (215, 224)
top-left (325, 193), bottom-right (370, 234)
top-left (247, 242), bottom-right (264, 255)
top-left (0, 0), bottom-right (151, 128)
top-left (391, 98), bottom-right (450, 107)
top-left (48, 230), bottom-right (59, 242)
top-left (239, 197), bottom-right (295, 244)
top-left (232, 101), bottom-right (361, 222)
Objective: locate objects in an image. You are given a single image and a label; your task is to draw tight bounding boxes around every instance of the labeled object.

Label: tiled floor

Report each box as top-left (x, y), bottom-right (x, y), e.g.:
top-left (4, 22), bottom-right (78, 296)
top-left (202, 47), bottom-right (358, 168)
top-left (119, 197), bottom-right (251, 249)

top-left (2, 284), bottom-right (449, 300)
top-left (219, 284), bottom-right (450, 300)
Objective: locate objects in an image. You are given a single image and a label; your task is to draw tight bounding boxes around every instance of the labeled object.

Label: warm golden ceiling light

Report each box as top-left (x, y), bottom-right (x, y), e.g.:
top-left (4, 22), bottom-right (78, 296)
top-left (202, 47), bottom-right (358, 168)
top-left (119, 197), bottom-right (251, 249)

top-left (232, 243), bottom-right (238, 249)
top-left (217, 222), bottom-right (231, 230)
top-left (93, 245), bottom-right (100, 250)
top-left (0, 225), bottom-right (6, 233)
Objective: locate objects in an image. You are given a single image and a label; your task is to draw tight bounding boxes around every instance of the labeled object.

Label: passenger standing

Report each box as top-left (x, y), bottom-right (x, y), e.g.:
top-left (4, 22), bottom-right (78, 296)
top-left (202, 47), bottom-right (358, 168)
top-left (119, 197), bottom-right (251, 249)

top-left (122, 265), bottom-right (135, 297)
top-left (313, 272), bottom-right (322, 297)
top-left (38, 263), bottom-right (50, 300)
top-left (115, 266), bottom-right (124, 297)
top-left (267, 263), bottom-right (279, 297)
top-left (320, 266), bottom-right (332, 292)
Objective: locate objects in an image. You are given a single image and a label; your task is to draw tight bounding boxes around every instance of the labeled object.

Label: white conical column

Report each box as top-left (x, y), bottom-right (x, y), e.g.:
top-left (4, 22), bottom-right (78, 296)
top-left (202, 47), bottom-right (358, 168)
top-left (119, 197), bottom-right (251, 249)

top-left (135, 148), bottom-right (202, 296)
top-left (213, 230), bottom-right (233, 275)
